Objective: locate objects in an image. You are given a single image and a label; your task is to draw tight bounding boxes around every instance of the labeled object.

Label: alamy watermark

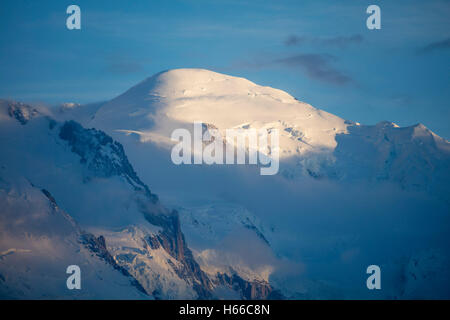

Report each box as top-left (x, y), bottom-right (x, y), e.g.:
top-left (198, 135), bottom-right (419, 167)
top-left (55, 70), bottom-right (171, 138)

top-left (65, 5), bottom-right (380, 31)
top-left (366, 265), bottom-right (381, 290)
top-left (170, 122), bottom-right (279, 175)
top-left (366, 5), bottom-right (381, 30)
top-left (66, 265), bottom-right (81, 290)
top-left (66, 5), bottom-right (81, 30)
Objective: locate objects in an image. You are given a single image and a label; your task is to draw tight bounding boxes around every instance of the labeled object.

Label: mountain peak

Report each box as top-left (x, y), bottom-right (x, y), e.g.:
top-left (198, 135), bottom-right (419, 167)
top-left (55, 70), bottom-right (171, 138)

top-left (91, 69), bottom-right (347, 153)
top-left (149, 68), bottom-right (241, 83)
top-left (118, 68), bottom-right (271, 102)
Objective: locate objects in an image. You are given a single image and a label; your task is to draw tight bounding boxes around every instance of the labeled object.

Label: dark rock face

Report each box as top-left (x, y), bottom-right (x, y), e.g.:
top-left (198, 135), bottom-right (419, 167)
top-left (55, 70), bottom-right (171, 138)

top-left (41, 188), bottom-right (57, 208)
top-left (38, 185), bottom-right (148, 296)
top-left (145, 210), bottom-right (282, 300)
top-left (243, 223), bottom-right (270, 246)
top-left (57, 121), bottom-right (215, 298)
top-left (59, 120), bottom-right (158, 202)
top-left (9, 112), bottom-right (282, 300)
top-left (56, 120), bottom-right (215, 298)
top-left (7, 101), bottom-right (38, 125)
top-left (81, 233), bottom-right (148, 296)
top-left (215, 272), bottom-right (284, 300)
top-left (146, 211), bottom-right (213, 299)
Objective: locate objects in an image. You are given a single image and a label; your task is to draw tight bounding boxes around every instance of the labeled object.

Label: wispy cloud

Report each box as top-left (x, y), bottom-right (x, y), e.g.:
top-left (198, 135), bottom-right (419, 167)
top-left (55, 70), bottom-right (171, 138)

top-left (418, 37), bottom-right (450, 53)
top-left (274, 54), bottom-right (352, 85)
top-left (285, 34), bottom-right (363, 48)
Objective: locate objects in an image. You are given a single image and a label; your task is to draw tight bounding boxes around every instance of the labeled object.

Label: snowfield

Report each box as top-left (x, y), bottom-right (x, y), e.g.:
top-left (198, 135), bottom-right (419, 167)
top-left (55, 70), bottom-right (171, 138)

top-left (1, 69), bottom-right (449, 299)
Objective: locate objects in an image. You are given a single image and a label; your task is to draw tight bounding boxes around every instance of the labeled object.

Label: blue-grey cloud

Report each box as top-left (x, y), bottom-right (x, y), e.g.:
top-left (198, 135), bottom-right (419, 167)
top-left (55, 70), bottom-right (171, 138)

top-left (274, 53), bottom-right (352, 85)
top-left (418, 37), bottom-right (450, 53)
top-left (285, 34), bottom-right (363, 48)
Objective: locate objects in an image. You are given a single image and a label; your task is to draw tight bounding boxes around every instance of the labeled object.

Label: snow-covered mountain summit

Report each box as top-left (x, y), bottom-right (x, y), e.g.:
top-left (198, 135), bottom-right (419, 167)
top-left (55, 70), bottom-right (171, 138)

top-left (88, 69), bottom-right (449, 196)
top-left (92, 68), bottom-right (347, 155)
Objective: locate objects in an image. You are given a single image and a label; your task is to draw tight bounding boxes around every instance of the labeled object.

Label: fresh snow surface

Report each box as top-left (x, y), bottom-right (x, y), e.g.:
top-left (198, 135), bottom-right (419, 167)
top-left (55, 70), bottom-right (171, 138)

top-left (86, 69), bottom-right (450, 299)
top-left (88, 69), bottom-right (450, 195)
top-left (0, 103), bottom-right (199, 299)
top-left (1, 69), bottom-right (450, 299)
top-left (91, 68), bottom-right (348, 160)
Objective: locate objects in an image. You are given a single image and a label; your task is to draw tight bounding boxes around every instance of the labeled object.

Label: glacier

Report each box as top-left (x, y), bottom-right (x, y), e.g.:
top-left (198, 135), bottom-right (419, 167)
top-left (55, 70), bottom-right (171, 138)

top-left (1, 69), bottom-right (449, 299)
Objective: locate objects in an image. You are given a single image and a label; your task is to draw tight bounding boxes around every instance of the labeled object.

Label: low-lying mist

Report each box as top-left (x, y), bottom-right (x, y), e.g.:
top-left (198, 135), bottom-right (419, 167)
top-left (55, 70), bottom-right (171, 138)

top-left (115, 136), bottom-right (450, 298)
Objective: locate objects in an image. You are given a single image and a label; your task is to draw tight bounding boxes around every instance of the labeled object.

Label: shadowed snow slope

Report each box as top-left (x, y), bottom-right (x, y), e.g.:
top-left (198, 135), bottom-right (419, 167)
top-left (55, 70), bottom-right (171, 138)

top-left (86, 69), bottom-right (450, 299)
top-left (0, 100), bottom-right (279, 299)
top-left (1, 68), bottom-right (450, 299)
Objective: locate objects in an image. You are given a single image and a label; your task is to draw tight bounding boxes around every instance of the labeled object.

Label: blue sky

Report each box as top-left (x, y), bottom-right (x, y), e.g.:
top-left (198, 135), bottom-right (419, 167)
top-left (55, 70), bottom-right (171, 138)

top-left (0, 0), bottom-right (449, 138)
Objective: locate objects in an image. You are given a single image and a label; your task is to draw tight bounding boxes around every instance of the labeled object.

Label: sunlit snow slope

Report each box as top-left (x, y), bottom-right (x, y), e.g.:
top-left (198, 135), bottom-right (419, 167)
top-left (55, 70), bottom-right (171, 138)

top-left (90, 69), bottom-right (450, 196)
top-left (92, 68), bottom-right (347, 157)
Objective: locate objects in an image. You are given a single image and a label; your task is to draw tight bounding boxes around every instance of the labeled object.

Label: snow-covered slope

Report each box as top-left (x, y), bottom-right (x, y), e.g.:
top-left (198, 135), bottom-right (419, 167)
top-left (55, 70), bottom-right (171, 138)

top-left (86, 69), bottom-right (450, 299)
top-left (1, 69), bottom-right (450, 299)
top-left (0, 100), bottom-right (278, 299)
top-left (91, 69), bottom-right (347, 158)
top-left (0, 102), bottom-right (188, 298)
top-left (333, 121), bottom-right (450, 197)
top-left (89, 69), bottom-right (450, 197)
top-left (0, 170), bottom-right (147, 299)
